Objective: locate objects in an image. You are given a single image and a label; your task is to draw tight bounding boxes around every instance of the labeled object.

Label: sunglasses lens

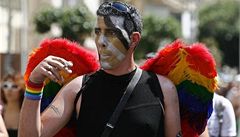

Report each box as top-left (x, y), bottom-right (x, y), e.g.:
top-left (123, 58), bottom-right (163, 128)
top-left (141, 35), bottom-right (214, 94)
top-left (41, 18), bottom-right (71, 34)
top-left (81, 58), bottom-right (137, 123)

top-left (112, 2), bottom-right (128, 12)
top-left (12, 85), bottom-right (18, 89)
top-left (2, 82), bottom-right (19, 90)
top-left (3, 84), bottom-right (8, 88)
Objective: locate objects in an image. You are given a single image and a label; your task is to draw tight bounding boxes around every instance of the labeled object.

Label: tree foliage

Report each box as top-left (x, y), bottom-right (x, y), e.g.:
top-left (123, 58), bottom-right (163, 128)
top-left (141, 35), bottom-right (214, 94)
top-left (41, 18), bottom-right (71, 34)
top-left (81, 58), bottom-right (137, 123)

top-left (136, 15), bottom-right (181, 59)
top-left (34, 6), bottom-right (181, 60)
top-left (198, 0), bottom-right (240, 68)
top-left (34, 5), bottom-right (95, 43)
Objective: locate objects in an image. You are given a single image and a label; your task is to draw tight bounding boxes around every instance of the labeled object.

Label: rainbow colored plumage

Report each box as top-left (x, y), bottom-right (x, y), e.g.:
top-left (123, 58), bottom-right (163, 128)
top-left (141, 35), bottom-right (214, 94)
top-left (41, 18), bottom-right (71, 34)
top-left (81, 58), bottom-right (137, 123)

top-left (141, 39), bottom-right (218, 137)
top-left (24, 38), bottom-right (99, 137)
top-left (25, 38), bottom-right (217, 137)
top-left (24, 38), bottom-right (99, 83)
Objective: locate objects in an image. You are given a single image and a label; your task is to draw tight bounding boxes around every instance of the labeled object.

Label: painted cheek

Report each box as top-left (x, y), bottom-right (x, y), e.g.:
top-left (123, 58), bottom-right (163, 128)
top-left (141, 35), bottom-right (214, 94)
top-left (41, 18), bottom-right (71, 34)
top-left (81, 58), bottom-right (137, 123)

top-left (97, 34), bottom-right (127, 69)
top-left (108, 56), bottom-right (120, 67)
top-left (108, 37), bottom-right (127, 55)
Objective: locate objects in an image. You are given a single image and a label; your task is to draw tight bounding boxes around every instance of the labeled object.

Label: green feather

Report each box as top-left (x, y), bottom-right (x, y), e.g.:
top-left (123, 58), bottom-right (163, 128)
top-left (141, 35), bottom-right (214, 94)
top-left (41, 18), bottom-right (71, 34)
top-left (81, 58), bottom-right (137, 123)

top-left (176, 80), bottom-right (213, 103)
top-left (42, 81), bottom-right (62, 98)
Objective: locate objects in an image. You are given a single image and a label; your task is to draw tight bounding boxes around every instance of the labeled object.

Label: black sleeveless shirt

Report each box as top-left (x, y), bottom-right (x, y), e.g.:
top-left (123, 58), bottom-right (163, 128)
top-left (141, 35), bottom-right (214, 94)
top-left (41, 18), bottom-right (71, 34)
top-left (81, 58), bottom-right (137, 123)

top-left (75, 69), bottom-right (165, 137)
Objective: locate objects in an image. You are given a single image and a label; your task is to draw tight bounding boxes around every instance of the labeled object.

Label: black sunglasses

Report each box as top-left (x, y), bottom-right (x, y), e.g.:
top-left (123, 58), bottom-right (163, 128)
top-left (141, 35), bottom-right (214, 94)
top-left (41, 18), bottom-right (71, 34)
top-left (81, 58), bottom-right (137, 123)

top-left (111, 2), bottom-right (130, 13)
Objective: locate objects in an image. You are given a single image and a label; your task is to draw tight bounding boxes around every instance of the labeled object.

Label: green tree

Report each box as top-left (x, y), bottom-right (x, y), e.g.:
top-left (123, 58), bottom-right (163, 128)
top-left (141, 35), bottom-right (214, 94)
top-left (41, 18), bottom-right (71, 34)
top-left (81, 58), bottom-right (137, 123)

top-left (198, 0), bottom-right (240, 68)
top-left (34, 5), bottom-right (95, 44)
top-left (136, 15), bottom-right (181, 59)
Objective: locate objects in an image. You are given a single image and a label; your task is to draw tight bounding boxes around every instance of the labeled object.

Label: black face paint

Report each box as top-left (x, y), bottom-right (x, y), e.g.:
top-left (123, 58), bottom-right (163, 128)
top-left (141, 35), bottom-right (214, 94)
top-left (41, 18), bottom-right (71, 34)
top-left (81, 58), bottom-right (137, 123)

top-left (97, 2), bottom-right (142, 33)
top-left (96, 1), bottom-right (143, 49)
top-left (104, 16), bottom-right (130, 50)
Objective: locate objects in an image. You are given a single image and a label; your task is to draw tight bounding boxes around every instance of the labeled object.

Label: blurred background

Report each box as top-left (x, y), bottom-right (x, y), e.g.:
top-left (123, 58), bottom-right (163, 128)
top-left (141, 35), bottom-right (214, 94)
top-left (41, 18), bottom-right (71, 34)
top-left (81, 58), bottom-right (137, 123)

top-left (0, 0), bottom-right (239, 77)
top-left (0, 0), bottom-right (240, 136)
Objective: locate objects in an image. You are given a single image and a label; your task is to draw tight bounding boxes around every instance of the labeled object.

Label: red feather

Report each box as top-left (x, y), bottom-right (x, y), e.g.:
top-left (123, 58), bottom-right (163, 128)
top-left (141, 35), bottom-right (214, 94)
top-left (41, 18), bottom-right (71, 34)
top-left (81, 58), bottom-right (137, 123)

top-left (141, 39), bottom-right (217, 136)
top-left (141, 39), bottom-right (184, 75)
top-left (185, 43), bottom-right (217, 78)
top-left (24, 38), bottom-right (99, 137)
top-left (24, 38), bottom-right (99, 82)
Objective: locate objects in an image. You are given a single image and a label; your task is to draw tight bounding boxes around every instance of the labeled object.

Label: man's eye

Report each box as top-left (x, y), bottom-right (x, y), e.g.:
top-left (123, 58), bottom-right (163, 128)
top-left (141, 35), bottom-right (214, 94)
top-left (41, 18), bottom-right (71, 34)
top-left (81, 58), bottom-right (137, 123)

top-left (95, 29), bottom-right (101, 35)
top-left (105, 30), bottom-right (116, 37)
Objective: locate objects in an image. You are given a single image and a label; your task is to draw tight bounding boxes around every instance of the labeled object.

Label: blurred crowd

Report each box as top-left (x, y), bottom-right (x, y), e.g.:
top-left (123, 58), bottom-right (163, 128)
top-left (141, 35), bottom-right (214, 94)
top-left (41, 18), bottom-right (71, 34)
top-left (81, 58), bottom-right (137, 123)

top-left (216, 67), bottom-right (240, 137)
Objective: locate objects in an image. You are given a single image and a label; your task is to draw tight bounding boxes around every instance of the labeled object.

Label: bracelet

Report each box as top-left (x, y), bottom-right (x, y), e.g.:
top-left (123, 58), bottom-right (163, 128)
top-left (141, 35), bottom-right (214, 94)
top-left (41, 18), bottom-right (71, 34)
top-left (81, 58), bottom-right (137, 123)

top-left (25, 80), bottom-right (44, 100)
top-left (24, 92), bottom-right (43, 100)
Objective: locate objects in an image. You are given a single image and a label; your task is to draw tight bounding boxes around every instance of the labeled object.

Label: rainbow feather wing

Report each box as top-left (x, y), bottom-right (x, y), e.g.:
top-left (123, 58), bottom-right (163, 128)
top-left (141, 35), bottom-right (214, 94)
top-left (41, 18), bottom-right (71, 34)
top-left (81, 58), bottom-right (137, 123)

top-left (24, 38), bottom-right (100, 137)
top-left (25, 38), bottom-right (99, 109)
top-left (24, 38), bottom-right (99, 83)
top-left (141, 39), bottom-right (217, 137)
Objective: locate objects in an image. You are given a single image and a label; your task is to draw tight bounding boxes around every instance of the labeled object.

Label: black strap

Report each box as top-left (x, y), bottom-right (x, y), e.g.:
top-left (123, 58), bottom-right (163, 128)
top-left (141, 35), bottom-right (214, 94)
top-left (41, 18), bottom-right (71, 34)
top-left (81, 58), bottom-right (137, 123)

top-left (101, 68), bottom-right (142, 137)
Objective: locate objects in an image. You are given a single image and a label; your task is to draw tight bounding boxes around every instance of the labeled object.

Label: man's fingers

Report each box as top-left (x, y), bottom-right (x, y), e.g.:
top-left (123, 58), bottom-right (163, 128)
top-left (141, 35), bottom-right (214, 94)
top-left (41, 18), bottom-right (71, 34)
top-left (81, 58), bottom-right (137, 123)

top-left (51, 67), bottom-right (64, 83)
top-left (29, 56), bottom-right (73, 84)
top-left (51, 56), bottom-right (73, 67)
top-left (40, 66), bottom-right (58, 82)
top-left (47, 56), bottom-right (73, 74)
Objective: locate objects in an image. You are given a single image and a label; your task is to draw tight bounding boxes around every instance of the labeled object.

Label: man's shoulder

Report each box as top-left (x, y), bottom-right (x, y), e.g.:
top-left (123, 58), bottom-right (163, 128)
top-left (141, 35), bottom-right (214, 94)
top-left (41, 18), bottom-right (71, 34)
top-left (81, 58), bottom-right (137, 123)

top-left (151, 73), bottom-right (178, 104)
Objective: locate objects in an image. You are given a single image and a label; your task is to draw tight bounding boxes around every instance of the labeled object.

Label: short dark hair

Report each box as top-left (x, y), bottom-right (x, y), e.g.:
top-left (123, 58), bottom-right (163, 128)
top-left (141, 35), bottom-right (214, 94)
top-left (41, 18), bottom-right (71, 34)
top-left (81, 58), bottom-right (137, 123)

top-left (97, 1), bottom-right (143, 35)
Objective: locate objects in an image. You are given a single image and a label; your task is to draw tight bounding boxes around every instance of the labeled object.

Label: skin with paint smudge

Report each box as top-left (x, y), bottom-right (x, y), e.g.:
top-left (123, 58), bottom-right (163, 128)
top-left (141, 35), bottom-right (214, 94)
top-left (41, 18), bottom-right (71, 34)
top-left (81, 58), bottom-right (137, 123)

top-left (95, 16), bottom-right (128, 70)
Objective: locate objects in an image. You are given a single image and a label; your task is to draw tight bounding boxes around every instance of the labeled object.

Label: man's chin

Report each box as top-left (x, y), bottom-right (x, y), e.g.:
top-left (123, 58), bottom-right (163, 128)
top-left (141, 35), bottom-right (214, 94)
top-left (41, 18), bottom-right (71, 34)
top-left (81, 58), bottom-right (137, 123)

top-left (100, 62), bottom-right (118, 70)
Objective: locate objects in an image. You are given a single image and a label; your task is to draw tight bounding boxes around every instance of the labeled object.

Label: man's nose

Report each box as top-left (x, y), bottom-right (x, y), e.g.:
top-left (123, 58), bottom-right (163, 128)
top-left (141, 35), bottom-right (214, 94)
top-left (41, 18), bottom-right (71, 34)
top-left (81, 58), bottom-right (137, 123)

top-left (97, 35), bottom-right (107, 48)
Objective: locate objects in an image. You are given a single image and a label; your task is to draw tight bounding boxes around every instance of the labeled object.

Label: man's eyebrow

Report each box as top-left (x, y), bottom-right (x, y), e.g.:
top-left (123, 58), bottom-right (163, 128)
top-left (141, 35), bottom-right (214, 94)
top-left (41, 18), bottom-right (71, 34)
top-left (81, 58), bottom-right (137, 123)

top-left (94, 28), bottom-right (115, 31)
top-left (105, 28), bottom-right (116, 31)
top-left (94, 28), bottom-right (100, 30)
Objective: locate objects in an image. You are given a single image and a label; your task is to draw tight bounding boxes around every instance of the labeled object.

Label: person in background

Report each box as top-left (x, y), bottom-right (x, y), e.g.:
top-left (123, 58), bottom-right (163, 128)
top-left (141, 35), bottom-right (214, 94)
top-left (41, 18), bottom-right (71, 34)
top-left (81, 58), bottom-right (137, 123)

top-left (226, 74), bottom-right (240, 137)
top-left (207, 92), bottom-right (236, 137)
top-left (1, 73), bottom-right (25, 137)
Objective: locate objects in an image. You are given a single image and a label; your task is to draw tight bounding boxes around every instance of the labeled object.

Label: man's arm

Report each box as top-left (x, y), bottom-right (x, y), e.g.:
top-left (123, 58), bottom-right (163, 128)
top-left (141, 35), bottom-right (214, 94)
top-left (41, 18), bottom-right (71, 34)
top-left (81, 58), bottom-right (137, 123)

top-left (157, 75), bottom-right (181, 137)
top-left (18, 56), bottom-right (81, 137)
top-left (19, 76), bottom-right (82, 137)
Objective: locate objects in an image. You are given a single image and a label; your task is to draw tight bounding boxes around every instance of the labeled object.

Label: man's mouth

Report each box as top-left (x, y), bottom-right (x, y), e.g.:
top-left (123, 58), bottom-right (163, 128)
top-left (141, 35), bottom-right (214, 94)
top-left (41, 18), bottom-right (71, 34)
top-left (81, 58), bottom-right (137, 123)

top-left (100, 54), bottom-right (111, 60)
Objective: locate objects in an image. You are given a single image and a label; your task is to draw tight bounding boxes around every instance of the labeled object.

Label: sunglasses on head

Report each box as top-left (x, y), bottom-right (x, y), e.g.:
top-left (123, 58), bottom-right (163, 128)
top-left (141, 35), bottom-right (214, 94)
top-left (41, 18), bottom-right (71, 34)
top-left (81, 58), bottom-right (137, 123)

top-left (1, 82), bottom-right (19, 91)
top-left (101, 1), bottom-right (137, 31)
top-left (111, 2), bottom-right (130, 13)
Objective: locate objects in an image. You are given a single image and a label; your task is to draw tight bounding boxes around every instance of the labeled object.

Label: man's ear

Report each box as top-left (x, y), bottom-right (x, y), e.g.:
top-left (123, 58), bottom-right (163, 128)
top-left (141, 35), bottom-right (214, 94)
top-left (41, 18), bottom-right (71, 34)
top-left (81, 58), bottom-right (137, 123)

top-left (130, 32), bottom-right (141, 48)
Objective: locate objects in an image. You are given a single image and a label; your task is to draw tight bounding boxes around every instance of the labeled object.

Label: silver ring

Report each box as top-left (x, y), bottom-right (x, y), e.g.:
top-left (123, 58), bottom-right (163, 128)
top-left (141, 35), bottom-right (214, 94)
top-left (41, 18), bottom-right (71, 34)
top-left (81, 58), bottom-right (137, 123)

top-left (64, 62), bottom-right (69, 67)
top-left (47, 65), bottom-right (53, 70)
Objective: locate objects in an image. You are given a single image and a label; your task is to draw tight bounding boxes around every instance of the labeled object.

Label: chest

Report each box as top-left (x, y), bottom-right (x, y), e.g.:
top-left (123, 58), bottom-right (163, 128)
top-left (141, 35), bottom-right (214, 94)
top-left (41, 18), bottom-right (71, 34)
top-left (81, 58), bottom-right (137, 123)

top-left (76, 73), bottom-right (164, 137)
top-left (3, 112), bottom-right (19, 129)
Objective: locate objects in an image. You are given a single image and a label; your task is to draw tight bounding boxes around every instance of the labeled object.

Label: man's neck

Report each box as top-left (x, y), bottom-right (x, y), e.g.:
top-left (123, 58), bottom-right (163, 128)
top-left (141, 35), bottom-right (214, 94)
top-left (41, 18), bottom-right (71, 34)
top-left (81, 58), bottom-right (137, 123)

top-left (104, 58), bottom-right (136, 76)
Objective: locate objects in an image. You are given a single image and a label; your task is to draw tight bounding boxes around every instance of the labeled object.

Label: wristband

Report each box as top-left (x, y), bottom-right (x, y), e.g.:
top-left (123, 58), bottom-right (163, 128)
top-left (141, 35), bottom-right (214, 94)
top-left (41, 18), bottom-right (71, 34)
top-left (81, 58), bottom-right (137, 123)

top-left (25, 80), bottom-right (44, 100)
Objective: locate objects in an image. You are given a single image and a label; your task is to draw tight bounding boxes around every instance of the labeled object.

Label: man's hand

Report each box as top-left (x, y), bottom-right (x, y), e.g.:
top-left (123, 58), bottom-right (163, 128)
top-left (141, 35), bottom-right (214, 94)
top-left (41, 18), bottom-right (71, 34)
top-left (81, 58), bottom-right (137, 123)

top-left (29, 55), bottom-right (73, 84)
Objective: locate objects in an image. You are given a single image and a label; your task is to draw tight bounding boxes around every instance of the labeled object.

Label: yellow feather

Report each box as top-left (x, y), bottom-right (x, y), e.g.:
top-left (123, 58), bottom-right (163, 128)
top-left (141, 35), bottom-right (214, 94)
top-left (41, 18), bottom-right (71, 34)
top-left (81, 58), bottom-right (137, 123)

top-left (167, 48), bottom-right (218, 92)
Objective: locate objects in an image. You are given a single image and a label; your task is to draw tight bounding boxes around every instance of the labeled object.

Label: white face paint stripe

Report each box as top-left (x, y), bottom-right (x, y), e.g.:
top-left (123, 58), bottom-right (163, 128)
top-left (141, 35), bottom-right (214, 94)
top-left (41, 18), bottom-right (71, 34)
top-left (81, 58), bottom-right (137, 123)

top-left (100, 61), bottom-right (111, 69)
top-left (110, 16), bottom-right (130, 44)
top-left (106, 42), bottom-right (125, 60)
top-left (115, 26), bottom-right (130, 43)
top-left (98, 34), bottom-right (125, 60)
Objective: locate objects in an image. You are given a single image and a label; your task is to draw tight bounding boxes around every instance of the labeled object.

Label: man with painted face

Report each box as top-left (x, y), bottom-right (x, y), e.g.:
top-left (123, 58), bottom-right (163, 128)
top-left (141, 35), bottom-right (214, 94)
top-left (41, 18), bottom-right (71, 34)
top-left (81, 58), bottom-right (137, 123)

top-left (19, 1), bottom-right (181, 137)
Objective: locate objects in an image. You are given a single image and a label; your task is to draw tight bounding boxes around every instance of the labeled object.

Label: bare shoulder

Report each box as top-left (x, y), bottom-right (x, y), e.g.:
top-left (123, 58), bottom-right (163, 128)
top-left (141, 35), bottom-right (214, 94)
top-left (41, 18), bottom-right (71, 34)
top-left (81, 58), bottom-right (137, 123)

top-left (60, 75), bottom-right (84, 97)
top-left (156, 74), bottom-right (178, 106)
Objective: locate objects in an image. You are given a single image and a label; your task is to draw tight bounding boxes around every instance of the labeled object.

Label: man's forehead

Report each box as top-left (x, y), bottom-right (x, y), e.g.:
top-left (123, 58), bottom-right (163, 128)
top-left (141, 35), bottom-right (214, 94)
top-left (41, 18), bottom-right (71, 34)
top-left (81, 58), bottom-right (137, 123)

top-left (97, 15), bottom-right (124, 26)
top-left (97, 16), bottom-right (105, 21)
